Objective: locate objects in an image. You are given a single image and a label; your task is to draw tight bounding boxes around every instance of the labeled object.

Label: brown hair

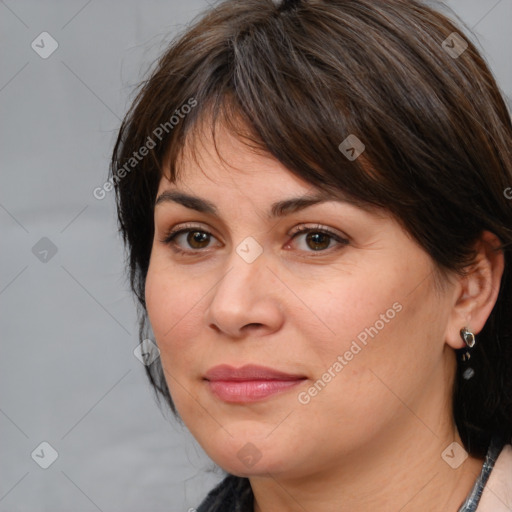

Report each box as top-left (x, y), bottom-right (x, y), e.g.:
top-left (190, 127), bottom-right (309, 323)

top-left (111, 0), bottom-right (512, 458)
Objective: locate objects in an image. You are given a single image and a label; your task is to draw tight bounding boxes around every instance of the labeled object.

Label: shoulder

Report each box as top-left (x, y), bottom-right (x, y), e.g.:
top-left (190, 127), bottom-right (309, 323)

top-left (477, 443), bottom-right (512, 512)
top-left (195, 474), bottom-right (253, 512)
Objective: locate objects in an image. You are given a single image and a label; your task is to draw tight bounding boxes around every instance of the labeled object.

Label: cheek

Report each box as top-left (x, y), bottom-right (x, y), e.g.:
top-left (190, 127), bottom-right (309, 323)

top-left (145, 263), bottom-right (212, 417)
top-left (300, 261), bottom-right (436, 403)
top-left (145, 259), bottom-right (201, 360)
top-left (307, 263), bottom-right (403, 351)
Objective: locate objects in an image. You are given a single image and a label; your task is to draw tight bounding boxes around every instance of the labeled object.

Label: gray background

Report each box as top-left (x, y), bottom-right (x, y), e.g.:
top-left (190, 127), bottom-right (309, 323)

top-left (1, 1), bottom-right (510, 511)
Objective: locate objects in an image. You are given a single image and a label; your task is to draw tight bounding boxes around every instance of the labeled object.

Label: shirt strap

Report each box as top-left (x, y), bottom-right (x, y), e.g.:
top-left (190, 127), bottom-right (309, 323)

top-left (457, 435), bottom-right (507, 512)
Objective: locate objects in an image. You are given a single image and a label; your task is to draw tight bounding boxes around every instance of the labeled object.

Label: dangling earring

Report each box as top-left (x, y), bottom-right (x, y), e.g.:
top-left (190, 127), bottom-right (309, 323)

top-left (460, 327), bottom-right (476, 380)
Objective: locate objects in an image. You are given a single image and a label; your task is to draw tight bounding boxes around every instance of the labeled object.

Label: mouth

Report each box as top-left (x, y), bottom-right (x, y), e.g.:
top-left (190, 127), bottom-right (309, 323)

top-left (203, 364), bottom-right (307, 403)
top-left (205, 378), bottom-right (307, 403)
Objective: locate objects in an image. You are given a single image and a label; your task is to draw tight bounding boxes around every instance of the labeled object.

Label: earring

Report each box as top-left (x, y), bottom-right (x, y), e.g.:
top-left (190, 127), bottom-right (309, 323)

top-left (460, 327), bottom-right (476, 380)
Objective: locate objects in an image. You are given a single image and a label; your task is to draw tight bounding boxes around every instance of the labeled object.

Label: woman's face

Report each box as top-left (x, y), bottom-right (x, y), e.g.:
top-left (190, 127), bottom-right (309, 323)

top-left (145, 122), bottom-right (458, 479)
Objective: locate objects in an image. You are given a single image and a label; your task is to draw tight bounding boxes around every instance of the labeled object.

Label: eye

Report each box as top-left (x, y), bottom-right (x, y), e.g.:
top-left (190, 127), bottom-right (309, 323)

top-left (159, 223), bottom-right (218, 255)
top-left (287, 224), bottom-right (349, 254)
top-left (159, 223), bottom-right (349, 256)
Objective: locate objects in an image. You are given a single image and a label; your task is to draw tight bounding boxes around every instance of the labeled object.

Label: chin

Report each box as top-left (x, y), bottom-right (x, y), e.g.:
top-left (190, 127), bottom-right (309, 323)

top-left (200, 434), bottom-right (301, 478)
top-left (215, 454), bottom-right (291, 478)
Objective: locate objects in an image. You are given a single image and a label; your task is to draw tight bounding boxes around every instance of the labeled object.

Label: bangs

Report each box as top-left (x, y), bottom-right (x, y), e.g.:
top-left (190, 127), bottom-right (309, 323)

top-left (164, 88), bottom-right (388, 218)
top-left (153, 1), bottom-right (444, 217)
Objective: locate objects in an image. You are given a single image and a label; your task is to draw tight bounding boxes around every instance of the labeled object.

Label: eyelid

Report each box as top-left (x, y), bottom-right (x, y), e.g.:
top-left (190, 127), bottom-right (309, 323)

top-left (288, 223), bottom-right (348, 241)
top-left (159, 222), bottom-right (219, 245)
top-left (159, 222), bottom-right (350, 255)
top-left (161, 222), bottom-right (347, 240)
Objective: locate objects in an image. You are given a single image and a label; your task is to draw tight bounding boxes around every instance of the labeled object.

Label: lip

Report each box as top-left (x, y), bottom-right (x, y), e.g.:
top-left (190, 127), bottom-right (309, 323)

top-left (204, 364), bottom-right (306, 381)
top-left (204, 364), bottom-right (307, 403)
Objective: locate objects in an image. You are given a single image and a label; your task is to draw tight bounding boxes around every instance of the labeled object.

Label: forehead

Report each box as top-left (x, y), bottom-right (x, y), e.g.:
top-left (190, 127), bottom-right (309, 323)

top-left (159, 118), bottom-right (325, 204)
top-left (157, 108), bottom-right (383, 217)
top-left (169, 119), bottom-right (292, 180)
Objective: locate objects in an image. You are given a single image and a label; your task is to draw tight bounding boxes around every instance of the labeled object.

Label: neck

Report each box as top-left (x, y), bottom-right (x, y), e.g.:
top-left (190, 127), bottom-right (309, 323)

top-left (250, 364), bottom-right (484, 512)
top-left (251, 428), bottom-right (483, 512)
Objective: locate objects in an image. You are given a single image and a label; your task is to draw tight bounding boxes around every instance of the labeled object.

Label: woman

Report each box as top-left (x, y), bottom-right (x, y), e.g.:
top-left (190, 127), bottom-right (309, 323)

top-left (110, 0), bottom-right (512, 510)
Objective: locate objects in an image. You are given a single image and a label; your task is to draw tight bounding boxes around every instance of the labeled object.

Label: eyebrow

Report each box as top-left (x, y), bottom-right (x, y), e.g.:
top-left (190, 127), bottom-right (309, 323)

top-left (154, 190), bottom-right (346, 219)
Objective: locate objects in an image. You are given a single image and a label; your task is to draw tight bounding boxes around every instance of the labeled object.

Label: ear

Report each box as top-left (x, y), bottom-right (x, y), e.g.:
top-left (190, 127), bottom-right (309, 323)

top-left (444, 231), bottom-right (505, 350)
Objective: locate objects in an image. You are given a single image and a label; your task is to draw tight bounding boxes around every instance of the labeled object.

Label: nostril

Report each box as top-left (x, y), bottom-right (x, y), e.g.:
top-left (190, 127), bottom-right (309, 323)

top-left (245, 323), bottom-right (263, 330)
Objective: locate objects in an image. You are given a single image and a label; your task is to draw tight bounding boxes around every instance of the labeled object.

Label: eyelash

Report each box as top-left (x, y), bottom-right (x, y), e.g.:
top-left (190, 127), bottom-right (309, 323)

top-left (159, 223), bottom-right (349, 257)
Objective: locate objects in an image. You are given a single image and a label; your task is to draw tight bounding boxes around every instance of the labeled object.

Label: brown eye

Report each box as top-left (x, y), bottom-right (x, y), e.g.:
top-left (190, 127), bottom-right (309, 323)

top-left (160, 223), bottom-right (349, 257)
top-left (186, 230), bottom-right (211, 249)
top-left (162, 227), bottom-right (216, 252)
top-left (304, 232), bottom-right (331, 251)
top-left (288, 225), bottom-right (349, 254)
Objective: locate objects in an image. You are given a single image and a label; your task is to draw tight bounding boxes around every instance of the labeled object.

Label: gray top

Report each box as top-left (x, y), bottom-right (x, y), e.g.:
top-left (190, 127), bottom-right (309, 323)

top-left (457, 436), bottom-right (506, 512)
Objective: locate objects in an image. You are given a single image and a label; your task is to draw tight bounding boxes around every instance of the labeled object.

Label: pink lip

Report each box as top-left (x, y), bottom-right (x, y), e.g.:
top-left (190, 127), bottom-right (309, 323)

top-left (204, 364), bottom-right (305, 381)
top-left (204, 364), bottom-right (307, 403)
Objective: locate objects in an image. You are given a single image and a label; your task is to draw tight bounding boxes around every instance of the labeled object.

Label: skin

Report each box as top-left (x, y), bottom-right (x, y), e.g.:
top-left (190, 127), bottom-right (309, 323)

top-left (145, 119), bottom-right (504, 512)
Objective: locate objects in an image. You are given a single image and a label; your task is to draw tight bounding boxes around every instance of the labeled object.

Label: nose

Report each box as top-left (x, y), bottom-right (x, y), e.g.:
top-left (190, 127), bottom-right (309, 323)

top-left (204, 248), bottom-right (285, 339)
